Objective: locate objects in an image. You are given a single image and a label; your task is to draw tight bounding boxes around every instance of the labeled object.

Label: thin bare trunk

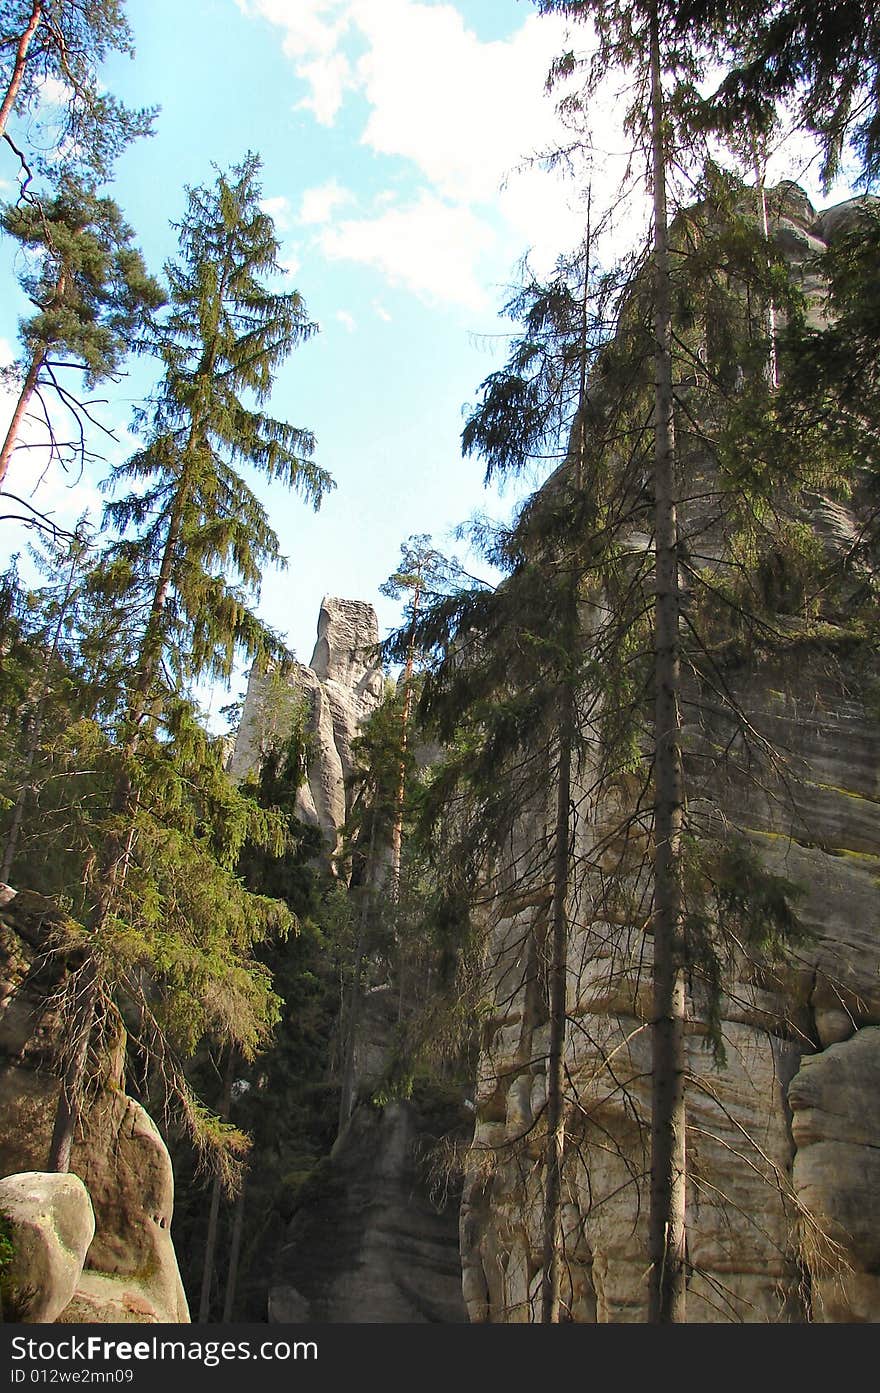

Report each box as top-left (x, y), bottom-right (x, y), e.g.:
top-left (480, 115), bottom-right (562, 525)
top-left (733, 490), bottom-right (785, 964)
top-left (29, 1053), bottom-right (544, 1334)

top-left (647, 7), bottom-right (687, 1325)
top-left (541, 685), bottom-right (573, 1323)
top-left (198, 1050), bottom-right (235, 1323)
top-left (222, 1169), bottom-right (247, 1322)
top-left (0, 349), bottom-right (44, 488)
top-left (0, 1), bottom-right (42, 142)
top-left (46, 957), bottom-right (98, 1173)
top-left (751, 136), bottom-right (778, 389)
top-left (390, 582), bottom-right (421, 889)
top-left (336, 816), bottom-right (378, 1141)
top-left (540, 205), bottom-right (590, 1324)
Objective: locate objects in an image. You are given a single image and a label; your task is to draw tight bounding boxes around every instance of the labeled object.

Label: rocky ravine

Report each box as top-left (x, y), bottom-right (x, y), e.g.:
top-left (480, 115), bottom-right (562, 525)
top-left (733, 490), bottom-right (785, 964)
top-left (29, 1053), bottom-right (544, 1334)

top-left (233, 597), bottom-right (466, 1323)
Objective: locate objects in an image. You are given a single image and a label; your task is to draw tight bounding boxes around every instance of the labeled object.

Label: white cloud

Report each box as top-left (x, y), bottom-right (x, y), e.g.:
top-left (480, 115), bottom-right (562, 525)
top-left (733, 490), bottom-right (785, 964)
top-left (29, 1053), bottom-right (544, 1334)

top-left (237, 0), bottom-right (354, 121)
top-left (372, 300), bottom-right (392, 322)
top-left (238, 0), bottom-right (595, 298)
top-left (335, 309), bottom-right (357, 332)
top-left (296, 51), bottom-right (353, 124)
top-left (318, 191), bottom-right (495, 309)
top-left (260, 194), bottom-right (294, 231)
top-left (278, 249), bottom-right (302, 277)
top-left (35, 74), bottom-right (73, 108)
top-left (298, 179), bottom-right (354, 224)
top-left (351, 4), bottom-right (572, 205)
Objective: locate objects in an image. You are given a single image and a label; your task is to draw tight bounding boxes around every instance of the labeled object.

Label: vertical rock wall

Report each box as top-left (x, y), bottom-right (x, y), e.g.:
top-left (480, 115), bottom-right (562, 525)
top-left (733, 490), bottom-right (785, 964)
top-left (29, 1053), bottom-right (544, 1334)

top-left (458, 189), bottom-right (880, 1323)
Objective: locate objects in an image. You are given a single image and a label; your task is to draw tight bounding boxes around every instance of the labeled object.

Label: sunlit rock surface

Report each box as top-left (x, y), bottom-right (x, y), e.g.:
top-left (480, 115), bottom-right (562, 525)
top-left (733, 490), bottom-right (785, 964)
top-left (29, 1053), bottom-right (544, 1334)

top-left (458, 187), bottom-right (880, 1323)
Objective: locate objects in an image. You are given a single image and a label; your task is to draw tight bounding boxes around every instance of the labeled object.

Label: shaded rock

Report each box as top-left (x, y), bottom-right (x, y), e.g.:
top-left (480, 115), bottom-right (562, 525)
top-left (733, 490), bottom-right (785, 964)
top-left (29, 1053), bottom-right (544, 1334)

top-left (790, 1027), bottom-right (880, 1319)
top-left (272, 1101), bottom-right (467, 1323)
top-left (457, 184), bottom-right (880, 1323)
top-left (0, 899), bottom-right (189, 1324)
top-left (0, 1172), bottom-right (94, 1322)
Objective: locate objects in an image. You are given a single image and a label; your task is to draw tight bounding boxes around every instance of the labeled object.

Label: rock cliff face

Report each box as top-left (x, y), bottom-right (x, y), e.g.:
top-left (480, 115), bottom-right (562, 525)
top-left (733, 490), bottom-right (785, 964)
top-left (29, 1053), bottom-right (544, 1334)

top-left (270, 1102), bottom-right (467, 1324)
top-left (230, 596), bottom-right (385, 850)
top-left (0, 895), bottom-right (189, 1322)
top-left (458, 188), bottom-right (880, 1323)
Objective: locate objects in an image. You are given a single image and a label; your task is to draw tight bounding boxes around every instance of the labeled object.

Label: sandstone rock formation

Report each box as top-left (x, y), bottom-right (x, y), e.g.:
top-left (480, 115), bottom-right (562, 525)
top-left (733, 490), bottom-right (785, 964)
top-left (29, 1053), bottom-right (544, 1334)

top-left (0, 1172), bottom-right (95, 1322)
top-left (457, 186), bottom-right (880, 1323)
top-left (230, 596), bottom-right (385, 850)
top-left (0, 896), bottom-right (190, 1323)
top-left (270, 1101), bottom-right (467, 1323)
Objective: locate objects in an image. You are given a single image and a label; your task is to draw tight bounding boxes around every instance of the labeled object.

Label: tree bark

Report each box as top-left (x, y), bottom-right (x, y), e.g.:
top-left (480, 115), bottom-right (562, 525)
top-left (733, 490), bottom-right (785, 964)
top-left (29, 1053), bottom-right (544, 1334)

top-left (751, 134), bottom-right (779, 389)
top-left (336, 814), bottom-right (378, 1141)
top-left (46, 957), bottom-right (98, 1173)
top-left (0, 0), bottom-right (43, 142)
top-left (198, 1050), bottom-right (235, 1323)
top-left (647, 4), bottom-right (687, 1326)
top-left (390, 580), bottom-right (421, 890)
top-left (222, 1168), bottom-right (247, 1322)
top-left (540, 682), bottom-right (573, 1323)
top-left (0, 348), bottom-right (44, 488)
top-left (540, 212), bottom-right (590, 1324)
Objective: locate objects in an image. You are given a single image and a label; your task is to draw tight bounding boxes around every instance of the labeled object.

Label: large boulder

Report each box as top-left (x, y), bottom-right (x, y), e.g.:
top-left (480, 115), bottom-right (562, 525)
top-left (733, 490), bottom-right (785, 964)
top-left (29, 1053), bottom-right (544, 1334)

top-left (0, 899), bottom-right (190, 1323)
top-left (0, 1172), bottom-right (94, 1322)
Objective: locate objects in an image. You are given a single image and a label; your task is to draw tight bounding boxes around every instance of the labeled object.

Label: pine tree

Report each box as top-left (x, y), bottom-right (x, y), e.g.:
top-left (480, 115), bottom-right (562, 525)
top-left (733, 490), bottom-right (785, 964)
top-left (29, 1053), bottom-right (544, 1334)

top-left (535, 0), bottom-right (746, 1320)
top-left (0, 1), bottom-right (155, 180)
top-left (674, 0), bottom-right (880, 188)
top-left (0, 177), bottom-right (164, 489)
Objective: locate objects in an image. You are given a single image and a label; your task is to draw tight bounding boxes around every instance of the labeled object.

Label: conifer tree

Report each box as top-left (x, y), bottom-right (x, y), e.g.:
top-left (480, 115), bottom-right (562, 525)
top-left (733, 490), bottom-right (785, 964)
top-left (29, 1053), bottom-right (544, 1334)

top-left (674, 0), bottom-right (880, 188)
top-left (45, 154), bottom-right (331, 1175)
top-left (0, 0), bottom-right (154, 180)
top-left (0, 177), bottom-right (164, 488)
top-left (535, 0), bottom-right (744, 1320)
top-left (379, 535), bottom-right (452, 890)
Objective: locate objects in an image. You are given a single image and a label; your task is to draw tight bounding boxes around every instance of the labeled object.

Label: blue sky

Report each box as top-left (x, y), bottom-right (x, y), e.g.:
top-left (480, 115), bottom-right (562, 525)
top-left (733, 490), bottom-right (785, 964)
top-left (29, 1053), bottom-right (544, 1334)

top-left (0, 0), bottom-right (850, 718)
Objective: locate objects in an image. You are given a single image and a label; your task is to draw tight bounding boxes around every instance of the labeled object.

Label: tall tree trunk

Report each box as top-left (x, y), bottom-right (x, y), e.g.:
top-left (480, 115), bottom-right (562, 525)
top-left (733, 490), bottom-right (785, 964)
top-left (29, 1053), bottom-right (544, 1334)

top-left (751, 133), bottom-right (778, 389)
top-left (46, 957), bottom-right (98, 1172)
top-left (222, 1168), bottom-right (247, 1322)
top-left (540, 210), bottom-right (590, 1324)
top-left (198, 1050), bottom-right (235, 1323)
top-left (390, 581), bottom-right (421, 890)
top-left (647, 5), bottom-right (687, 1325)
top-left (0, 0), bottom-right (43, 141)
top-left (336, 816), bottom-right (378, 1141)
top-left (540, 681), bottom-right (574, 1323)
top-left (0, 348), bottom-right (44, 488)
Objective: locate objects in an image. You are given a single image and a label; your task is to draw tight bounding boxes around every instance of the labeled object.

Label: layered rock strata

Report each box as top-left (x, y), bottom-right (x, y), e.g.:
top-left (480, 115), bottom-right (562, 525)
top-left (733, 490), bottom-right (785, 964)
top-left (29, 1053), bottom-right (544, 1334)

top-left (458, 188), bottom-right (880, 1323)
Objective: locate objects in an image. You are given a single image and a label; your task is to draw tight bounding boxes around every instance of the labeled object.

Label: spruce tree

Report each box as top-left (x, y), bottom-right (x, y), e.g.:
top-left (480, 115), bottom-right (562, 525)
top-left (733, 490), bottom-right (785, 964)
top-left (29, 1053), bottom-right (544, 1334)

top-left (379, 535), bottom-right (453, 889)
top-left (45, 153), bottom-right (332, 1175)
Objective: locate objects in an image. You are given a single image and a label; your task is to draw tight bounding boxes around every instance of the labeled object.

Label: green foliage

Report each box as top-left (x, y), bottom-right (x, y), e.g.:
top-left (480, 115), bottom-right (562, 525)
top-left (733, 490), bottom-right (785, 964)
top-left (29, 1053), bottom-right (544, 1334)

top-left (1, 178), bottom-right (164, 383)
top-left (0, 0), bottom-right (156, 180)
top-left (674, 0), bottom-right (880, 187)
top-left (682, 833), bottom-right (808, 1064)
top-left (101, 153), bottom-right (331, 699)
